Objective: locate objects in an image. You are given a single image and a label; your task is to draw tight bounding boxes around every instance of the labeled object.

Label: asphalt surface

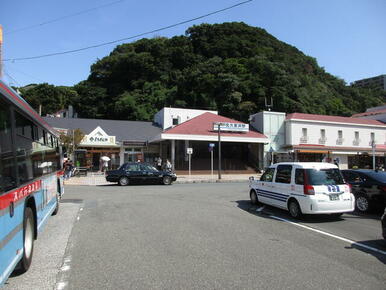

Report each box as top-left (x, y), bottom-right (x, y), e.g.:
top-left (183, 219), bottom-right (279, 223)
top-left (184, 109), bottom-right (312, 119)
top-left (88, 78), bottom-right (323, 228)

top-left (4, 183), bottom-right (386, 289)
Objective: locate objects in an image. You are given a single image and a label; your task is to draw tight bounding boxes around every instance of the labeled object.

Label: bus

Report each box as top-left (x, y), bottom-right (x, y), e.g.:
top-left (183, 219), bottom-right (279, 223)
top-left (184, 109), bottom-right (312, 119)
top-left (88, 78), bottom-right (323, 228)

top-left (0, 80), bottom-right (64, 286)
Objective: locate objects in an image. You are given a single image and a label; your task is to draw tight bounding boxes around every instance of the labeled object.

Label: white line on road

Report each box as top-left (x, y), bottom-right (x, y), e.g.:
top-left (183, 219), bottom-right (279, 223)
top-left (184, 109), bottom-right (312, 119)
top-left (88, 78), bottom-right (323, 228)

top-left (270, 215), bottom-right (386, 256)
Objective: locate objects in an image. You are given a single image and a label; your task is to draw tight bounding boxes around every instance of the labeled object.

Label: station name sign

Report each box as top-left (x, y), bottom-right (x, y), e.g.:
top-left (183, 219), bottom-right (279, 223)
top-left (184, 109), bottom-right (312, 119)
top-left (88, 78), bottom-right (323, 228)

top-left (213, 122), bottom-right (249, 132)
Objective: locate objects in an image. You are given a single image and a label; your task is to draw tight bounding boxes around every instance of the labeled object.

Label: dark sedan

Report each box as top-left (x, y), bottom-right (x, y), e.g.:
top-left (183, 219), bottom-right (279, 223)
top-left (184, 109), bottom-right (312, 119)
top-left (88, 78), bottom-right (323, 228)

top-left (106, 162), bottom-right (177, 186)
top-left (341, 169), bottom-right (386, 213)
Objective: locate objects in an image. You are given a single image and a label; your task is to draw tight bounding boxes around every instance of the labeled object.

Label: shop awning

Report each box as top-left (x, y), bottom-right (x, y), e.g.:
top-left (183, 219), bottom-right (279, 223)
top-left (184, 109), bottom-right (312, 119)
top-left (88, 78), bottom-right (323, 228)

top-left (297, 150), bottom-right (329, 154)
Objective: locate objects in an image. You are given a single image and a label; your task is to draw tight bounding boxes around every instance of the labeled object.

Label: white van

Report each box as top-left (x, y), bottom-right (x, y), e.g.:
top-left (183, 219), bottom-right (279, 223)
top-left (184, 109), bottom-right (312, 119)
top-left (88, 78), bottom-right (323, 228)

top-left (249, 162), bottom-right (355, 218)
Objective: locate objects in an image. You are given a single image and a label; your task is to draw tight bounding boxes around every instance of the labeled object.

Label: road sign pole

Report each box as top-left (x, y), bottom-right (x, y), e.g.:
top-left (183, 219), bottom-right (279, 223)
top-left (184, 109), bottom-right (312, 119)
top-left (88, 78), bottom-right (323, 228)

top-left (218, 124), bottom-right (221, 180)
top-left (189, 153), bottom-right (191, 178)
top-left (211, 150), bottom-right (213, 178)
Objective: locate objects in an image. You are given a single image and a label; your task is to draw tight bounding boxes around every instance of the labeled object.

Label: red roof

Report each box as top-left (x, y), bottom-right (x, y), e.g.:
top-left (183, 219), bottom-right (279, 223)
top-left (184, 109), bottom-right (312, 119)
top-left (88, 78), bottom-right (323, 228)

top-left (164, 112), bottom-right (267, 139)
top-left (286, 113), bottom-right (386, 126)
top-left (352, 108), bottom-right (386, 117)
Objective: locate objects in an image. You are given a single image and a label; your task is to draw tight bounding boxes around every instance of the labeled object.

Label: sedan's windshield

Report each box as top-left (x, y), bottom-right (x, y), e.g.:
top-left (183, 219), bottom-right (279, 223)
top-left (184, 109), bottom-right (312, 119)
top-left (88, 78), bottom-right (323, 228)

top-left (306, 168), bottom-right (344, 185)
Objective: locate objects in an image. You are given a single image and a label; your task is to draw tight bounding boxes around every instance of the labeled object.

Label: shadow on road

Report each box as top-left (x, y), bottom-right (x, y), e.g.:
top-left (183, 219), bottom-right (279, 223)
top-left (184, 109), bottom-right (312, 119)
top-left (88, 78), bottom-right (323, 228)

top-left (234, 200), bottom-right (344, 223)
top-left (345, 240), bottom-right (386, 264)
top-left (234, 199), bottom-right (386, 264)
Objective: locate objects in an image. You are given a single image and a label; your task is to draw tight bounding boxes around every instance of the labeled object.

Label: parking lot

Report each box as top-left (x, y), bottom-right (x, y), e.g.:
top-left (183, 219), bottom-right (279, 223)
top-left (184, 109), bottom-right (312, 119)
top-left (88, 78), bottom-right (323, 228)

top-left (5, 182), bottom-right (386, 290)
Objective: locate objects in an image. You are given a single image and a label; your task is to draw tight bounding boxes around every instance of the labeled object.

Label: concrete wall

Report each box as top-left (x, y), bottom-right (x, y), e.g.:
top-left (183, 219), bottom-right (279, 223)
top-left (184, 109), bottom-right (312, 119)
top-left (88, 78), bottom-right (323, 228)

top-left (154, 107), bottom-right (218, 130)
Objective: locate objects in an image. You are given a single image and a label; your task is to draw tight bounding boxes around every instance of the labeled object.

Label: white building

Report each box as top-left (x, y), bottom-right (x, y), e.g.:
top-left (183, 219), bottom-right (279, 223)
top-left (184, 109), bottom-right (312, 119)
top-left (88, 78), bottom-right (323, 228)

top-left (250, 111), bottom-right (386, 169)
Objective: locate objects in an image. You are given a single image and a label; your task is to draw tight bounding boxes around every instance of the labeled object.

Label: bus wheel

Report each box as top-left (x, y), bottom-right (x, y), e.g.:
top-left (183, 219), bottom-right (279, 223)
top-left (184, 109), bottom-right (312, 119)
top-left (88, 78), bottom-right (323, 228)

top-left (52, 194), bottom-right (60, 216)
top-left (16, 207), bottom-right (35, 274)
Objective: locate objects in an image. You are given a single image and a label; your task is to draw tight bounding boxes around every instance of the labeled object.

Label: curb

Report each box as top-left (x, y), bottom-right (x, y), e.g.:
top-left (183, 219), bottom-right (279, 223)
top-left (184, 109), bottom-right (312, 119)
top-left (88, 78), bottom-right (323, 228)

top-left (64, 179), bottom-right (249, 186)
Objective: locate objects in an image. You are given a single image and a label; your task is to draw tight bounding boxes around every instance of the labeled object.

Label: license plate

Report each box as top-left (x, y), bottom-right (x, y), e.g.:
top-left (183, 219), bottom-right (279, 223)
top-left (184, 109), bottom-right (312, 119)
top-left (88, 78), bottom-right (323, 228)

top-left (329, 194), bottom-right (339, 201)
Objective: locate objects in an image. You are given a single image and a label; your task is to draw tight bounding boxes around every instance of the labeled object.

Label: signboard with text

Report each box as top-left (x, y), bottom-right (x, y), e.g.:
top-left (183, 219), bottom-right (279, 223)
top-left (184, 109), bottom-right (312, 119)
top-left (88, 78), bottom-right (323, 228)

top-left (213, 122), bottom-right (249, 132)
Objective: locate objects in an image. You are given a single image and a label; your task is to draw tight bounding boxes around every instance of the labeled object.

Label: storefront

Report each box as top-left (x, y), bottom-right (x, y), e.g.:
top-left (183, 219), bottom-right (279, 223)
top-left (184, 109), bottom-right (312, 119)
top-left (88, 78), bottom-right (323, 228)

top-left (43, 117), bottom-right (162, 171)
top-left (150, 112), bottom-right (268, 173)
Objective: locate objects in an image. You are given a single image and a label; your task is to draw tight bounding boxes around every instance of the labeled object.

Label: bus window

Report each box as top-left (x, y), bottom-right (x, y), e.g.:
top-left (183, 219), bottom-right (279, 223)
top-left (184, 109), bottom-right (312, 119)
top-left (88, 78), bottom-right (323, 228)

top-left (15, 112), bottom-right (34, 184)
top-left (0, 100), bottom-right (17, 193)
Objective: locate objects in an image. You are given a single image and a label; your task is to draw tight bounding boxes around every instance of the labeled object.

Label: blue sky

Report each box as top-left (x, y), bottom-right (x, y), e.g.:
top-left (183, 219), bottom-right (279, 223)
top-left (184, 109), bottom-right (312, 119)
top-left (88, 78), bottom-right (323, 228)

top-left (1, 0), bottom-right (385, 87)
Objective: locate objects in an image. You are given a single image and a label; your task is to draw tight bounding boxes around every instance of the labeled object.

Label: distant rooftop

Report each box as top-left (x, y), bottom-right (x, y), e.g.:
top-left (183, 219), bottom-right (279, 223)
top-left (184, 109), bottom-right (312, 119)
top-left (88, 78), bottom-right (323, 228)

top-left (286, 112), bottom-right (386, 127)
top-left (43, 116), bottom-right (162, 142)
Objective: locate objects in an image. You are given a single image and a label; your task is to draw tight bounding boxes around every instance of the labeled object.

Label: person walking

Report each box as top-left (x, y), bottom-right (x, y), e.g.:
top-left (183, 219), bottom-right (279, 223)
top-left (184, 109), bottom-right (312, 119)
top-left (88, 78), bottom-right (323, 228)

top-left (165, 159), bottom-right (172, 172)
top-left (64, 160), bottom-right (73, 180)
top-left (156, 157), bottom-right (162, 171)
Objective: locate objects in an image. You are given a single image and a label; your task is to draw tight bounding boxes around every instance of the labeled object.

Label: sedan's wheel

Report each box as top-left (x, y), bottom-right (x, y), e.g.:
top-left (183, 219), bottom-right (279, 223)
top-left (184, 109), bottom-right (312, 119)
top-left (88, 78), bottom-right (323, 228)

top-left (16, 207), bottom-right (35, 274)
top-left (118, 176), bottom-right (129, 186)
top-left (356, 195), bottom-right (370, 213)
top-left (288, 200), bottom-right (302, 219)
top-left (163, 176), bottom-right (172, 185)
top-left (250, 190), bottom-right (258, 205)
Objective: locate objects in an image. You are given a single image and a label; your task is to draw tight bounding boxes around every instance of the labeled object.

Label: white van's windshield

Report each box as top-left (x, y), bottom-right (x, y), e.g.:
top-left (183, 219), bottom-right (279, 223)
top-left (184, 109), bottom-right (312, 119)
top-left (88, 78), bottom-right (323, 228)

top-left (306, 168), bottom-right (344, 185)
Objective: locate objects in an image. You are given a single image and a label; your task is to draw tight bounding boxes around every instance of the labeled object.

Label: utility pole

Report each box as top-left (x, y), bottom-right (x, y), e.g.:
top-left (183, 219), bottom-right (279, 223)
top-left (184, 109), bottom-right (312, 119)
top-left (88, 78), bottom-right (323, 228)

top-left (0, 25), bottom-right (3, 79)
top-left (216, 122), bottom-right (222, 180)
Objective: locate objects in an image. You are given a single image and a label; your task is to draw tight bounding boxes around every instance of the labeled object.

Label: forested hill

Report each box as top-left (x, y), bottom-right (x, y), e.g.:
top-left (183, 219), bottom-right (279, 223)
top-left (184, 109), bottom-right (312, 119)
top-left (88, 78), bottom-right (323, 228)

top-left (21, 22), bottom-right (383, 121)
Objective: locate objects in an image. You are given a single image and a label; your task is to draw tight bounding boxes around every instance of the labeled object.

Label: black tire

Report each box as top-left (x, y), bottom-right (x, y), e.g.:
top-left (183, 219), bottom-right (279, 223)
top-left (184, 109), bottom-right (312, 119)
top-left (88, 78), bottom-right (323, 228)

top-left (52, 194), bottom-right (60, 216)
top-left (355, 194), bottom-right (371, 213)
top-left (15, 207), bottom-right (35, 274)
top-left (118, 176), bottom-right (129, 186)
top-left (288, 200), bottom-right (303, 219)
top-left (250, 190), bottom-right (258, 205)
top-left (163, 176), bottom-right (172, 185)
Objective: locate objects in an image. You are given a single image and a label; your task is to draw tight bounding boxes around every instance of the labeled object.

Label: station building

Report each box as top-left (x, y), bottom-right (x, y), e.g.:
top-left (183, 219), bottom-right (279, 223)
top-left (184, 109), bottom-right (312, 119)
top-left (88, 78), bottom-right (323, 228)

top-left (44, 107), bottom-right (269, 173)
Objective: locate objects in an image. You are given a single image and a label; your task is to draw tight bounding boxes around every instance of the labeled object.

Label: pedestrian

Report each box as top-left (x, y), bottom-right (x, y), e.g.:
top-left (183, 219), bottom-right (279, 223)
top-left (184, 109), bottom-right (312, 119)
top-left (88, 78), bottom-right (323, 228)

top-left (157, 157), bottom-right (162, 171)
top-left (64, 160), bottom-right (73, 180)
top-left (165, 159), bottom-right (172, 172)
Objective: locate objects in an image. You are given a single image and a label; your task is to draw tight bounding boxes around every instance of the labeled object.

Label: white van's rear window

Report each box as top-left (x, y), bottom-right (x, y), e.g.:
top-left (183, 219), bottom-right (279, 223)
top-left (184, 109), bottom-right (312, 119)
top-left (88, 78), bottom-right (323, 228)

top-left (306, 168), bottom-right (344, 185)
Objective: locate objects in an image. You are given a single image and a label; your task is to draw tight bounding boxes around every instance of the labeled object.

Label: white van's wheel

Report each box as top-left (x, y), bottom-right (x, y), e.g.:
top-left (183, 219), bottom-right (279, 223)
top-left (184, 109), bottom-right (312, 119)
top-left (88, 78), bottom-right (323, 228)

top-left (288, 200), bottom-right (302, 219)
top-left (250, 190), bottom-right (258, 205)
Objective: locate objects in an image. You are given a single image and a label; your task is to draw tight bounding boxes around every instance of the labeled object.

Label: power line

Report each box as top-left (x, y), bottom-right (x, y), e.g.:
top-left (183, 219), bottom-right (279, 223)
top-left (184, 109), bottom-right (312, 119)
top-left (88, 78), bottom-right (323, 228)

top-left (5, 63), bottom-right (46, 83)
top-left (4, 0), bottom-right (125, 35)
top-left (4, 0), bottom-right (253, 62)
top-left (3, 69), bottom-right (22, 87)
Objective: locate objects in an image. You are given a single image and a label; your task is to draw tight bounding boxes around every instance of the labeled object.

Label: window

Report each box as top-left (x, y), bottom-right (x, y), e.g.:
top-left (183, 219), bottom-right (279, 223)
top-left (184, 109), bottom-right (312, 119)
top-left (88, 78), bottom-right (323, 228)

top-left (371, 132), bottom-right (375, 142)
top-left (275, 165), bottom-right (292, 184)
top-left (0, 100), bottom-right (16, 193)
top-left (126, 164), bottom-right (140, 171)
top-left (355, 131), bottom-right (359, 140)
top-left (172, 117), bottom-right (179, 126)
top-left (320, 129), bottom-right (325, 138)
top-left (338, 130), bottom-right (343, 138)
top-left (302, 128), bottom-right (307, 137)
top-left (15, 111), bottom-right (33, 139)
top-left (342, 171), bottom-right (362, 183)
top-left (295, 169), bottom-right (304, 185)
top-left (305, 168), bottom-right (344, 185)
top-left (260, 168), bottom-right (275, 182)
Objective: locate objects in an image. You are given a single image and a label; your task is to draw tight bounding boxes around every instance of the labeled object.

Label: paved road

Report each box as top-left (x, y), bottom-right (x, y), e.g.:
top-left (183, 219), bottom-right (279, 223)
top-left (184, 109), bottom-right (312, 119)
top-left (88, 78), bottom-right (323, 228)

top-left (5, 183), bottom-right (386, 289)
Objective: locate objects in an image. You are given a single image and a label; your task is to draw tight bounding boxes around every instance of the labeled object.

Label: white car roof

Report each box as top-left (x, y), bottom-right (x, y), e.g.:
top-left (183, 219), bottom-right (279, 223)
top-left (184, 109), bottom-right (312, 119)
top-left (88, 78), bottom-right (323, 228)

top-left (269, 162), bottom-right (339, 169)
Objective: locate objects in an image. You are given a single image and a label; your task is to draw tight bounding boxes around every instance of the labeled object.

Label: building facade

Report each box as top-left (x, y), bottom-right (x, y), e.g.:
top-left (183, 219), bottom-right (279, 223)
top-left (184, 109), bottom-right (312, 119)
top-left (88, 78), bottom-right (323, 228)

top-left (352, 74), bottom-right (386, 91)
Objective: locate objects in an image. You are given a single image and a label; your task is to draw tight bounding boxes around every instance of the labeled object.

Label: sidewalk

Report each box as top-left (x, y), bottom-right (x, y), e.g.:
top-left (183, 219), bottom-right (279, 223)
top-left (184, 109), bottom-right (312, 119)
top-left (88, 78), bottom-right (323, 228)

top-left (63, 172), bottom-right (262, 186)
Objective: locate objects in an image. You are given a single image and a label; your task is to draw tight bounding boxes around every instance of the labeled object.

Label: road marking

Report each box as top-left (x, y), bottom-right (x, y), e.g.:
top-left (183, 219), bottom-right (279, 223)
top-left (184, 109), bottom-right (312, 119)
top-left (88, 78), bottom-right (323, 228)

top-left (270, 215), bottom-right (386, 256)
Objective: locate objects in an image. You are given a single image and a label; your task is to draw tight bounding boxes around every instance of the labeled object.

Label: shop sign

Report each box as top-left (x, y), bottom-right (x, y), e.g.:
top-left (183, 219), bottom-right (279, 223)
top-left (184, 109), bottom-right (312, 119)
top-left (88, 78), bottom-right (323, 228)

top-left (213, 122), bottom-right (249, 132)
top-left (80, 126), bottom-right (116, 146)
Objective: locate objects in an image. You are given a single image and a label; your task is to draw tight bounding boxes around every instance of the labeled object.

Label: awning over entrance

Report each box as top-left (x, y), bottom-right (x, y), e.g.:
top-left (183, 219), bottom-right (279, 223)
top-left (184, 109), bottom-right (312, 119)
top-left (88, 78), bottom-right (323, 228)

top-left (149, 112), bottom-right (268, 143)
top-left (291, 144), bottom-right (386, 154)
